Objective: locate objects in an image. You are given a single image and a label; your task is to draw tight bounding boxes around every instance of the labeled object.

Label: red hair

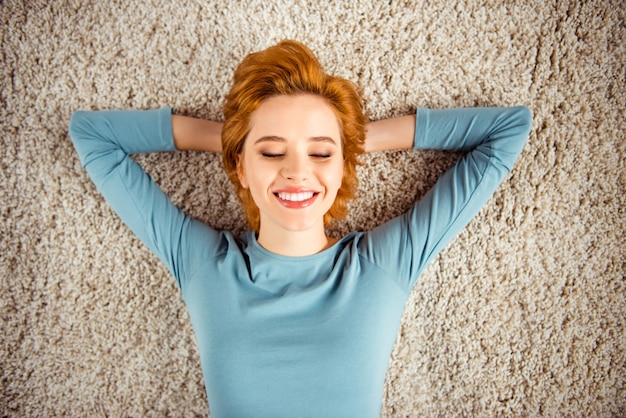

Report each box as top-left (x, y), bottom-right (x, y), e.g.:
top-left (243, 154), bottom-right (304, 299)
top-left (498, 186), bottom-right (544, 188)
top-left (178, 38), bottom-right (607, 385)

top-left (222, 40), bottom-right (366, 231)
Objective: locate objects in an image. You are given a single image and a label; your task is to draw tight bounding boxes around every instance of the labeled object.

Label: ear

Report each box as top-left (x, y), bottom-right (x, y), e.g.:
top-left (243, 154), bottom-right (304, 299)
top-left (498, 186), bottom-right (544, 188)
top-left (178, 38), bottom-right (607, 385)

top-left (236, 154), bottom-right (249, 189)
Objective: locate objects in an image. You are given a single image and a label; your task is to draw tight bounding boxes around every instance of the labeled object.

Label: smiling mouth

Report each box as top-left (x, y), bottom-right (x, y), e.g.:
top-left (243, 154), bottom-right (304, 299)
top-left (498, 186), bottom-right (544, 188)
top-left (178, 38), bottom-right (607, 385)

top-left (273, 191), bottom-right (320, 208)
top-left (276, 191), bottom-right (316, 201)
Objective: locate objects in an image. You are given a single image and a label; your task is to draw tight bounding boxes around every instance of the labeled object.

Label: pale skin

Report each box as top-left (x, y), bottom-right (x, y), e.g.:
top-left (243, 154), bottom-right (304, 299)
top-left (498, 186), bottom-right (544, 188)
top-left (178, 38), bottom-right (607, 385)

top-left (172, 94), bottom-right (416, 256)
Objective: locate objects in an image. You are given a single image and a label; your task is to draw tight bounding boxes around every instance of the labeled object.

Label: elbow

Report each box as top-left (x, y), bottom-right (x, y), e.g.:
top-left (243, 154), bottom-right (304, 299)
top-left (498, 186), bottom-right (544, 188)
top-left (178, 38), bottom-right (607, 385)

top-left (515, 106), bottom-right (533, 138)
top-left (68, 110), bottom-right (109, 168)
top-left (68, 111), bottom-right (92, 145)
top-left (494, 106), bottom-right (533, 171)
top-left (506, 106), bottom-right (533, 154)
top-left (68, 111), bottom-right (93, 167)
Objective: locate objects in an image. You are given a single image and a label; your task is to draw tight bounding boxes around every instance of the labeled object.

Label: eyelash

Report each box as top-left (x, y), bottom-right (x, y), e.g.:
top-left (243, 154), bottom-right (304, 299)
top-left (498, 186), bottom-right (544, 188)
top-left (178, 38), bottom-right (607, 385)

top-left (261, 152), bottom-right (283, 158)
top-left (260, 152), bottom-right (331, 159)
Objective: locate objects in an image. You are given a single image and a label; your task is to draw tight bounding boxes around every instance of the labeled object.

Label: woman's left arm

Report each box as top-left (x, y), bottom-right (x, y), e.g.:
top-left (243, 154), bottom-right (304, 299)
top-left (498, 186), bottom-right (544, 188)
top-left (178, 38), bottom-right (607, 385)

top-left (364, 114), bottom-right (416, 152)
top-left (364, 106), bottom-right (533, 292)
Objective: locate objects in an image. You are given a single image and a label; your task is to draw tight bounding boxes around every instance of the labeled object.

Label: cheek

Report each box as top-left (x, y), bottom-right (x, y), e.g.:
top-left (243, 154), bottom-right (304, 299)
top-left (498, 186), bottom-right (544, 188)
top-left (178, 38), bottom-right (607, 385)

top-left (242, 159), bottom-right (274, 195)
top-left (324, 161), bottom-right (344, 193)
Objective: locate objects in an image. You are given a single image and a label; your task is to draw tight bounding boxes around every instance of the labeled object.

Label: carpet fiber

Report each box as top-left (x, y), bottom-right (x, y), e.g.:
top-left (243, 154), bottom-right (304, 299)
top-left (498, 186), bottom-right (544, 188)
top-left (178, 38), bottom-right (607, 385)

top-left (1, 0), bottom-right (624, 416)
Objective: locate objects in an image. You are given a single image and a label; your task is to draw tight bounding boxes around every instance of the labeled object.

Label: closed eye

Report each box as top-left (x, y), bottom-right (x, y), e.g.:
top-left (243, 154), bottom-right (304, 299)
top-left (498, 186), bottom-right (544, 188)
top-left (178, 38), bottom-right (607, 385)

top-left (261, 152), bottom-right (284, 158)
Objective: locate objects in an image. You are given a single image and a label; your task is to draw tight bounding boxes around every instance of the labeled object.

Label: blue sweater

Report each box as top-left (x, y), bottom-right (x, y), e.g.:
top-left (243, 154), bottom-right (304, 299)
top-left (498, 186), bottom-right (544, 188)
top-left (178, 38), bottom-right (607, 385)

top-left (69, 106), bottom-right (531, 417)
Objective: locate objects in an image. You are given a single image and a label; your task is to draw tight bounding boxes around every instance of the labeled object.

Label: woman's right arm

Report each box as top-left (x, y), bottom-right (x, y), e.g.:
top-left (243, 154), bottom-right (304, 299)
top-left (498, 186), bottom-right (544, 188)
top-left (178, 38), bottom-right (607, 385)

top-left (171, 114), bottom-right (223, 152)
top-left (69, 109), bottom-right (223, 288)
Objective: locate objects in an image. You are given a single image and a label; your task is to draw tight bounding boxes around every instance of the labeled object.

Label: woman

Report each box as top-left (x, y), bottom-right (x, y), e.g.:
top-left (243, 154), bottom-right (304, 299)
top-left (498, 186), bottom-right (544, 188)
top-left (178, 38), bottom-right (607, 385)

top-left (69, 40), bottom-right (532, 417)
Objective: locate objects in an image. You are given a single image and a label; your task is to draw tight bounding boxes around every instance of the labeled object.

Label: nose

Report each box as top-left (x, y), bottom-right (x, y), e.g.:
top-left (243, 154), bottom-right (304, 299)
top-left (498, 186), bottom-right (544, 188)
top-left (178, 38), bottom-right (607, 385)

top-left (281, 154), bottom-right (310, 182)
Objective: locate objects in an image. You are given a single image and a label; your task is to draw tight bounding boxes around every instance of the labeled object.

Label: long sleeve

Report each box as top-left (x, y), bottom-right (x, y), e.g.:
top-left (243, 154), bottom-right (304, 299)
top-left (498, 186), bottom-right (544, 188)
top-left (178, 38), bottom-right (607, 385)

top-left (68, 108), bottom-right (223, 288)
top-left (363, 106), bottom-right (532, 293)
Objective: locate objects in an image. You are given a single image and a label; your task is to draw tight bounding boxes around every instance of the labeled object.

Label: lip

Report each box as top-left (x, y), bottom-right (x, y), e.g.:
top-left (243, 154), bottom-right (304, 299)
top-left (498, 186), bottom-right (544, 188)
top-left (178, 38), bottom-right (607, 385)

top-left (272, 188), bottom-right (320, 209)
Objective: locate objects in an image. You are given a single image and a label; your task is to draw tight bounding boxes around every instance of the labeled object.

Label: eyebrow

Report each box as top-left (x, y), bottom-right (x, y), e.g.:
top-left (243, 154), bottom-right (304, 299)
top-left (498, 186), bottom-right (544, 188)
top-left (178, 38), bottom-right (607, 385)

top-left (253, 136), bottom-right (338, 145)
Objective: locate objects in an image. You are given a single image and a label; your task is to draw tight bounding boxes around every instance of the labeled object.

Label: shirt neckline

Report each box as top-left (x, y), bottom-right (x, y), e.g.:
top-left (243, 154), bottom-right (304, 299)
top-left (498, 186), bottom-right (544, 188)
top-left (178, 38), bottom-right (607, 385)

top-left (244, 231), bottom-right (356, 262)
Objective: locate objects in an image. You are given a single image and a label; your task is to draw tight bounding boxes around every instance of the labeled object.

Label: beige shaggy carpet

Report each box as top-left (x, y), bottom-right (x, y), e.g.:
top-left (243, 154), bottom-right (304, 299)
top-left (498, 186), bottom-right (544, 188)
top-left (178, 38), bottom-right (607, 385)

top-left (1, 0), bottom-right (624, 416)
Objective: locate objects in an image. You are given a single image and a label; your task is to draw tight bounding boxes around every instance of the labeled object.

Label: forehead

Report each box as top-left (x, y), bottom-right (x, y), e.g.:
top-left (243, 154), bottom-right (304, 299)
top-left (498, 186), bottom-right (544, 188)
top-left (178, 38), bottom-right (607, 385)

top-left (247, 94), bottom-right (341, 141)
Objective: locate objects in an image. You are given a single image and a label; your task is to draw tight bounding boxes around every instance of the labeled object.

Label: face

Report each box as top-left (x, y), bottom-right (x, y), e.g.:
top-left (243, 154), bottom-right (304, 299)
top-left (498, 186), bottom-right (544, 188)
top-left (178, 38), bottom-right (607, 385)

top-left (238, 94), bottom-right (344, 234)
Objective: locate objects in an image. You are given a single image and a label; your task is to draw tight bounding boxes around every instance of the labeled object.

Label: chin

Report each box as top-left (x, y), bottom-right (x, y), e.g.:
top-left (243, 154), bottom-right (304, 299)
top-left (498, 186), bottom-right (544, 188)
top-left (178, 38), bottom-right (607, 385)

top-left (278, 218), bottom-right (321, 232)
top-left (263, 210), bottom-right (325, 232)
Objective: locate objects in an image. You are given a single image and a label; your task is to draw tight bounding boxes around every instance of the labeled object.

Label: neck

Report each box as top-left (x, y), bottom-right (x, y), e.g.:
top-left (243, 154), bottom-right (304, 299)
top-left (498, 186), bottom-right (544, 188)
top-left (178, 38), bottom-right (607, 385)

top-left (257, 221), bottom-right (335, 257)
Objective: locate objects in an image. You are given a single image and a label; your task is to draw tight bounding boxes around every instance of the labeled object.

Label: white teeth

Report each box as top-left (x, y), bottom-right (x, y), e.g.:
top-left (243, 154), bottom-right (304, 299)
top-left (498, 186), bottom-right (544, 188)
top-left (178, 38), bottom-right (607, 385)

top-left (277, 192), bottom-right (315, 202)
